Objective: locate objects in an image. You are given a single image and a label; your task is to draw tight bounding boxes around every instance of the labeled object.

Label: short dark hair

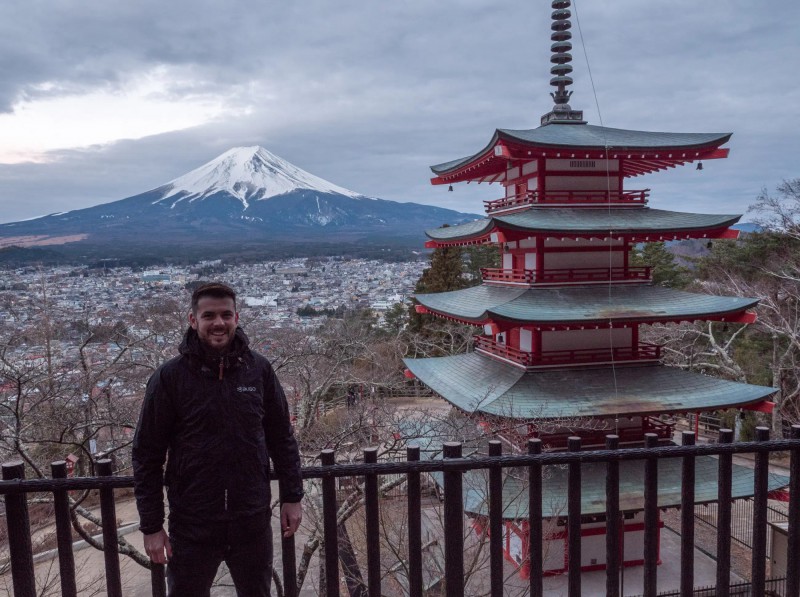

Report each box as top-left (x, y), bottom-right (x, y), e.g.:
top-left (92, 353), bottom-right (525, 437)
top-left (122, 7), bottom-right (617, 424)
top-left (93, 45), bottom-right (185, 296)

top-left (191, 282), bottom-right (237, 312)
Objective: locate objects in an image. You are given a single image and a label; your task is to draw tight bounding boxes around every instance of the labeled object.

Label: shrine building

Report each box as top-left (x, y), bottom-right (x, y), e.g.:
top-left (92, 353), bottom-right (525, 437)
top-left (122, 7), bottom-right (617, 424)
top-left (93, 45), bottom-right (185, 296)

top-left (403, 0), bottom-right (788, 577)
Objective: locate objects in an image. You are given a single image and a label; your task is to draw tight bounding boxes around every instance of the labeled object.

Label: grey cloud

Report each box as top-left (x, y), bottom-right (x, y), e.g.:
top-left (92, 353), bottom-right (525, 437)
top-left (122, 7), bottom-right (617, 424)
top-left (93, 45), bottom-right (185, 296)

top-left (0, 0), bottom-right (798, 222)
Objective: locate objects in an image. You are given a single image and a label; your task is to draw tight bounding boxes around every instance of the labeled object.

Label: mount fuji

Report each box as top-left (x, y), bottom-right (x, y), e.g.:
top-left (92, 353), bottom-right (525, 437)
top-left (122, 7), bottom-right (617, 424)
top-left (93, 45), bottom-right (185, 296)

top-left (0, 147), bottom-right (478, 260)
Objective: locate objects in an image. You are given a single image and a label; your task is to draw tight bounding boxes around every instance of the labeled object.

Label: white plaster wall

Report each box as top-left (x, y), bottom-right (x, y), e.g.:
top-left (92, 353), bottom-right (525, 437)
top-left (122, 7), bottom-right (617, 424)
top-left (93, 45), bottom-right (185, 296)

top-left (582, 533), bottom-right (607, 567)
top-left (520, 328), bottom-right (533, 352)
top-left (545, 250), bottom-right (624, 270)
top-left (546, 176), bottom-right (619, 191)
top-left (524, 253), bottom-right (536, 271)
top-left (503, 253), bottom-right (513, 269)
top-left (541, 328), bottom-right (632, 351)
top-left (507, 166), bottom-right (520, 181)
top-left (544, 536), bottom-right (565, 571)
top-left (522, 161), bottom-right (538, 176)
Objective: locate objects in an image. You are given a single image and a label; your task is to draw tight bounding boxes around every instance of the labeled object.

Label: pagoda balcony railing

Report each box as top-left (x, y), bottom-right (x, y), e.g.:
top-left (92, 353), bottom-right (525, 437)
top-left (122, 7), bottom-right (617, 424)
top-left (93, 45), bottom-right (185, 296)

top-left (473, 336), bottom-right (662, 367)
top-left (484, 189), bottom-right (650, 213)
top-left (2, 430), bottom-right (799, 597)
top-left (531, 417), bottom-right (674, 449)
top-left (481, 266), bottom-right (652, 285)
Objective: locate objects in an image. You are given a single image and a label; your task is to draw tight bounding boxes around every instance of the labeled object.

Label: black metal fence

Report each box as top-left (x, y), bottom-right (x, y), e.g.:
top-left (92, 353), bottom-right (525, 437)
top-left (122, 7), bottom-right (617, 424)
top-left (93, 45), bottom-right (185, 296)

top-left (2, 426), bottom-right (800, 597)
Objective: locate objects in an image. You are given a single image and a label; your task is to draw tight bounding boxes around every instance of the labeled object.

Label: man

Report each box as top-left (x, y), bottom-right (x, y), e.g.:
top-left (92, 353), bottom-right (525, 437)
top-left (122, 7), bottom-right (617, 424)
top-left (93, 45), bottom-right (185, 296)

top-left (133, 282), bottom-right (303, 597)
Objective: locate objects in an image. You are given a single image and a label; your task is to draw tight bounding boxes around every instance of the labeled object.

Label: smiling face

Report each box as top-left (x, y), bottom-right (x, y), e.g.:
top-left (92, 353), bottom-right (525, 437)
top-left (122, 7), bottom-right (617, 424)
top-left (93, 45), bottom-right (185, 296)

top-left (189, 296), bottom-right (239, 354)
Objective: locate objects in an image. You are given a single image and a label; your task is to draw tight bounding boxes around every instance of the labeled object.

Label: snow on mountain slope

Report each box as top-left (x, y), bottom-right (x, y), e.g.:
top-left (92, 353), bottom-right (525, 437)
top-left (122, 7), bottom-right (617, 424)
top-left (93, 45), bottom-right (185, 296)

top-left (157, 146), bottom-right (363, 208)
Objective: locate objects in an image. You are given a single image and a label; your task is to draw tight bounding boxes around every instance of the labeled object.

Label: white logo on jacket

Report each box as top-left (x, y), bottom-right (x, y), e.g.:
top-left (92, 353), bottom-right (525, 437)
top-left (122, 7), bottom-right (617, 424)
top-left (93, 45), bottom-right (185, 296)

top-left (237, 386), bottom-right (257, 392)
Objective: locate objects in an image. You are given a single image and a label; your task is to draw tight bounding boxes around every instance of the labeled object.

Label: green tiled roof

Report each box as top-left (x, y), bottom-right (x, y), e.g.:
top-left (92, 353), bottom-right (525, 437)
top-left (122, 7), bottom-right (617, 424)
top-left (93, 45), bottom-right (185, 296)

top-left (431, 124), bottom-right (731, 175)
top-left (458, 457), bottom-right (788, 519)
top-left (415, 284), bottom-right (757, 324)
top-left (403, 353), bottom-right (775, 419)
top-left (425, 208), bottom-right (741, 241)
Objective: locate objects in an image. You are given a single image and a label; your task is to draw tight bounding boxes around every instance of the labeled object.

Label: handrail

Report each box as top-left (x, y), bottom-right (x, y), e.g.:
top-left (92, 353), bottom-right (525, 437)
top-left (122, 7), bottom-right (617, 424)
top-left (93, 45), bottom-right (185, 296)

top-left (473, 336), bottom-right (662, 366)
top-left (484, 189), bottom-right (650, 213)
top-left (481, 266), bottom-right (652, 285)
top-left (2, 429), bottom-right (798, 597)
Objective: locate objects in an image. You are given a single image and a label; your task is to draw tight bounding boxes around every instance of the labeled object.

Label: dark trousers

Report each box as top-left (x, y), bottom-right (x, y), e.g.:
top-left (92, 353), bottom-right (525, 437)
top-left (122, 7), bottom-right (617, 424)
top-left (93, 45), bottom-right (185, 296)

top-left (167, 513), bottom-right (273, 597)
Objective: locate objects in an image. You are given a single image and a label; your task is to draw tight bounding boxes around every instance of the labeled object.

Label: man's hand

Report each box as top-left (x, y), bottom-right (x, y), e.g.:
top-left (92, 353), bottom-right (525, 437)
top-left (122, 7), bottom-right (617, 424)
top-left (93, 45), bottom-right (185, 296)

top-left (280, 501), bottom-right (302, 538)
top-left (143, 528), bottom-right (172, 564)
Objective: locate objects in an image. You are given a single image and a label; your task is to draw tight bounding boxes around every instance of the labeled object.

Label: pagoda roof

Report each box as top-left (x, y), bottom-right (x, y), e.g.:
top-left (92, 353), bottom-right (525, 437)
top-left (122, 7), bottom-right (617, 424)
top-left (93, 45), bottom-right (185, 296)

top-left (431, 123), bottom-right (731, 182)
top-left (426, 208), bottom-right (741, 244)
top-left (403, 353), bottom-right (775, 420)
top-left (458, 456), bottom-right (788, 519)
top-left (415, 284), bottom-right (757, 326)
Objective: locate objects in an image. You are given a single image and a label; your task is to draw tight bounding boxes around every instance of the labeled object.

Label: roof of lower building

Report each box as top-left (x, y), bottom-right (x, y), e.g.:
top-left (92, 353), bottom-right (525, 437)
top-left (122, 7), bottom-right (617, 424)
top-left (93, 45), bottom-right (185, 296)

top-left (425, 208), bottom-right (740, 242)
top-left (403, 353), bottom-right (775, 419)
top-left (456, 455), bottom-right (788, 518)
top-left (415, 284), bottom-right (757, 325)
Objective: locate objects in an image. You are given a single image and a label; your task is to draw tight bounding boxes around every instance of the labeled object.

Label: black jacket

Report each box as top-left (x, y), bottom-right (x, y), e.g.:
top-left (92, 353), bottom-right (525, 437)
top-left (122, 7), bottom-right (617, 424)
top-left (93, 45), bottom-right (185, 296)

top-left (132, 327), bottom-right (303, 535)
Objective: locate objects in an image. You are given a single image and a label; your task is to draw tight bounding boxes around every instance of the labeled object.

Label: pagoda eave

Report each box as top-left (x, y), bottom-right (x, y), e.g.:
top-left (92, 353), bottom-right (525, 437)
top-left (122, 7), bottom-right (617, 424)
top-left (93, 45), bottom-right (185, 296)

top-left (417, 306), bottom-right (756, 329)
top-left (425, 208), bottom-right (742, 246)
top-left (430, 125), bottom-right (732, 184)
top-left (403, 353), bottom-right (776, 421)
top-left (415, 284), bottom-right (759, 327)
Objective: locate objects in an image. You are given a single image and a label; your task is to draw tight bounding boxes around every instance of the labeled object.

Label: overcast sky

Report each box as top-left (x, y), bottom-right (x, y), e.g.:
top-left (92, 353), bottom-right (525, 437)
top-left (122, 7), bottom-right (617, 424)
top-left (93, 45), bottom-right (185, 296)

top-left (0, 0), bottom-right (797, 224)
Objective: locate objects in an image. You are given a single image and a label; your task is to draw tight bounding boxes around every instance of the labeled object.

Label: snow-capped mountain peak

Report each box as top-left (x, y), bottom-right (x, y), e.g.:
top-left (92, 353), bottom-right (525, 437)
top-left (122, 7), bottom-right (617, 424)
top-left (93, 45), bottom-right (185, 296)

top-left (158, 146), bottom-right (362, 208)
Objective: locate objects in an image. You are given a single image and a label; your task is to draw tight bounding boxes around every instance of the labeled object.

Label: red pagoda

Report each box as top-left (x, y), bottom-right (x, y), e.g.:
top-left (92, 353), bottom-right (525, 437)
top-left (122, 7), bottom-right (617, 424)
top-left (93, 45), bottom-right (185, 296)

top-left (404, 0), bottom-right (785, 577)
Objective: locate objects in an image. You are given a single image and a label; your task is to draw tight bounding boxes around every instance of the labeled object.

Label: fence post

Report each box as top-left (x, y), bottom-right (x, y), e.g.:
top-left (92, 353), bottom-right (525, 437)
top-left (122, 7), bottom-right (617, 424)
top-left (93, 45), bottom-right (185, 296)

top-left (279, 478), bottom-right (298, 597)
top-left (320, 449), bottom-right (340, 597)
top-left (528, 438), bottom-right (543, 597)
top-left (364, 447), bottom-right (381, 597)
top-left (2, 461), bottom-right (36, 597)
top-left (406, 445), bottom-right (423, 596)
top-left (96, 459), bottom-right (123, 597)
top-left (605, 435), bottom-right (620, 597)
top-left (680, 431), bottom-right (696, 597)
top-left (787, 425), bottom-right (800, 597)
top-left (567, 436), bottom-right (582, 597)
top-left (716, 429), bottom-right (734, 597)
top-left (51, 461), bottom-right (78, 597)
top-left (443, 442), bottom-right (464, 597)
top-left (488, 440), bottom-right (503, 597)
top-left (751, 427), bottom-right (770, 597)
top-left (643, 433), bottom-right (659, 597)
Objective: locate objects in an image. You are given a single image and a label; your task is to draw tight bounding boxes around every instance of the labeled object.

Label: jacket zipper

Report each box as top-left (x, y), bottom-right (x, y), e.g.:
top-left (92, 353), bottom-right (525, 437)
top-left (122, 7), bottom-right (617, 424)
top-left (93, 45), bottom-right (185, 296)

top-left (220, 356), bottom-right (228, 512)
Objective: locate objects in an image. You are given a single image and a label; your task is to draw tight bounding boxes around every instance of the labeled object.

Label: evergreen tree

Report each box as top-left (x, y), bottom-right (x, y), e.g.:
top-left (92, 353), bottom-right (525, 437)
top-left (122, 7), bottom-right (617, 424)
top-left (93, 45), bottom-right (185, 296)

top-left (408, 243), bottom-right (467, 334)
top-left (630, 242), bottom-right (691, 288)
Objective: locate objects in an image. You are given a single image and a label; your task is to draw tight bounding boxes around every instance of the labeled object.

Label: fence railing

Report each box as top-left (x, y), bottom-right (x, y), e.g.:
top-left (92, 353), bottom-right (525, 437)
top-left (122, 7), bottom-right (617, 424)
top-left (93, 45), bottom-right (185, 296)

top-left (2, 427), bottom-right (800, 597)
top-left (473, 335), bottom-right (662, 368)
top-left (483, 189), bottom-right (651, 213)
top-left (480, 266), bottom-right (653, 285)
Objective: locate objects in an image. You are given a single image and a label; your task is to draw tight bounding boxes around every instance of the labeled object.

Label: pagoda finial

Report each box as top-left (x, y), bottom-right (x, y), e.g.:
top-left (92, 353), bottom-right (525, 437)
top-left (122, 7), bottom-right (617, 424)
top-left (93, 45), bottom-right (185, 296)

top-left (541, 0), bottom-right (586, 126)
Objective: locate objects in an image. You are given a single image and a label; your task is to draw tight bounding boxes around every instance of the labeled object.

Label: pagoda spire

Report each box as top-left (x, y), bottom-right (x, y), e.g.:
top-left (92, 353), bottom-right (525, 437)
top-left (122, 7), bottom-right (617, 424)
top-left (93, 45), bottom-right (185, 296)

top-left (541, 0), bottom-right (586, 126)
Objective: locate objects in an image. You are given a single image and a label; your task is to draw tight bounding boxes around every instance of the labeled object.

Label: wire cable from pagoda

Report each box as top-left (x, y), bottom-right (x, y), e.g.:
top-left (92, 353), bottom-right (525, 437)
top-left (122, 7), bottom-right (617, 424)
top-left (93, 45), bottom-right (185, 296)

top-left (573, 0), bottom-right (621, 434)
